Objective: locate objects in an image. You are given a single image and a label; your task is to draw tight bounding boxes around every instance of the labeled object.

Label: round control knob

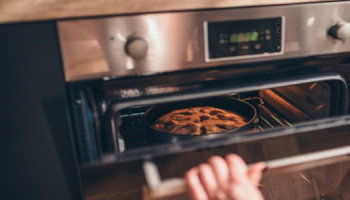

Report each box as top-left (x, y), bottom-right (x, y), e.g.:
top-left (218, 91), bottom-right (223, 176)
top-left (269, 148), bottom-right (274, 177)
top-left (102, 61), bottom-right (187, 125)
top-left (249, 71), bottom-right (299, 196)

top-left (328, 22), bottom-right (350, 40)
top-left (125, 38), bottom-right (148, 60)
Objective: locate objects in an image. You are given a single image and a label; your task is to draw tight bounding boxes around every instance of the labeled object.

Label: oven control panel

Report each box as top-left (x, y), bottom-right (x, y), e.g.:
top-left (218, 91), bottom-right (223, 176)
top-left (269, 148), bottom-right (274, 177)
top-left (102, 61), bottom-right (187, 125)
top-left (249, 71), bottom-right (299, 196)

top-left (207, 17), bottom-right (283, 61)
top-left (58, 2), bottom-right (350, 82)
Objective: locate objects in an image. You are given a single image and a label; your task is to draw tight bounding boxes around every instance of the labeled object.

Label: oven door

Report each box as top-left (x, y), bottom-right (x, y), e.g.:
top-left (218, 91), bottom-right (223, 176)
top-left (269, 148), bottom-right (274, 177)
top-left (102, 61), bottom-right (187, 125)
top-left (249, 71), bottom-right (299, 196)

top-left (142, 116), bottom-right (350, 200)
top-left (100, 72), bottom-right (347, 156)
top-left (78, 72), bottom-right (350, 200)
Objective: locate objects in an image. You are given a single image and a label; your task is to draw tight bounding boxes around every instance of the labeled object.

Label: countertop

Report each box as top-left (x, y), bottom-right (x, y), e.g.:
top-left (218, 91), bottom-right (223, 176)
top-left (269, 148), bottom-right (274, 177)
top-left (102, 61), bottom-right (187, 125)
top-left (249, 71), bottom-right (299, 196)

top-left (0, 0), bottom-right (333, 24)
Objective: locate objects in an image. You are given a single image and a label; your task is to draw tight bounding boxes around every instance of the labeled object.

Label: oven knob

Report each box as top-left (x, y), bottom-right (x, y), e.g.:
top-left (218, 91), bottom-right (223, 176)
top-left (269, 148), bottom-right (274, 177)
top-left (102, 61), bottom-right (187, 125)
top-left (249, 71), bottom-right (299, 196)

top-left (125, 38), bottom-right (148, 60)
top-left (328, 22), bottom-right (350, 40)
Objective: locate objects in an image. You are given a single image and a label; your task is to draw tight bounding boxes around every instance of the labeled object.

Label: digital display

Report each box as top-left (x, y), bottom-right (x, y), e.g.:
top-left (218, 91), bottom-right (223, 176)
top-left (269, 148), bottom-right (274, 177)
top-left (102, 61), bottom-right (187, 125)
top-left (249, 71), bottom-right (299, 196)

top-left (207, 17), bottom-right (282, 60)
top-left (230, 32), bottom-right (259, 43)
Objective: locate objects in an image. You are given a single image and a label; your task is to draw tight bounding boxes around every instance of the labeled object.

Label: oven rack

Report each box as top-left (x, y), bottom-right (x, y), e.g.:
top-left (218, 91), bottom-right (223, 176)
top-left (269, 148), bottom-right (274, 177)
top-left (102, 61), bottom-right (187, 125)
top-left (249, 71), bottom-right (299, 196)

top-left (119, 97), bottom-right (293, 149)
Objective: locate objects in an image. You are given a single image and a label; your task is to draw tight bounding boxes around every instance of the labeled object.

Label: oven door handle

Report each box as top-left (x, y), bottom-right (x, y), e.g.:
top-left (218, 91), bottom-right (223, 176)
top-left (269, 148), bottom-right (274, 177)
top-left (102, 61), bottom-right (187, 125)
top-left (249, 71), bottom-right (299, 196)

top-left (142, 145), bottom-right (350, 199)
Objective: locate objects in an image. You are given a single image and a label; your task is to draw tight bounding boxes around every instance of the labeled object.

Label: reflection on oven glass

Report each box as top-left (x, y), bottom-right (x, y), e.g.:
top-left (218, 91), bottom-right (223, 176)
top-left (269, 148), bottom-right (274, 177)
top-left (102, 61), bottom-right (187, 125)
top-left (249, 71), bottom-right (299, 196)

top-left (261, 160), bottom-right (350, 200)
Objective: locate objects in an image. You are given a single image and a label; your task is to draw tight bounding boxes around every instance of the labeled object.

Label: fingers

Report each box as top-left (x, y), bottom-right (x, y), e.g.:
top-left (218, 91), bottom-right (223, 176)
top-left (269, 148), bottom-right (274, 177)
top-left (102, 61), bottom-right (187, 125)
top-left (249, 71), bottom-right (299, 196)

top-left (208, 156), bottom-right (229, 190)
top-left (225, 154), bottom-right (249, 184)
top-left (247, 162), bottom-right (267, 185)
top-left (185, 154), bottom-right (265, 200)
top-left (186, 168), bottom-right (208, 200)
top-left (198, 164), bottom-right (219, 199)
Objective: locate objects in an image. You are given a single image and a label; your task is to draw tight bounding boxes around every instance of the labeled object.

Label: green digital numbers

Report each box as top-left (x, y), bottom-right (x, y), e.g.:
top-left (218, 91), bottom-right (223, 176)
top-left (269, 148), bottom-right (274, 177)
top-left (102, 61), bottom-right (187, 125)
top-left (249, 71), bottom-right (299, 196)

top-left (230, 34), bottom-right (238, 43)
top-left (229, 31), bottom-right (259, 43)
top-left (251, 31), bottom-right (259, 41)
top-left (238, 33), bottom-right (245, 42)
top-left (244, 32), bottom-right (251, 42)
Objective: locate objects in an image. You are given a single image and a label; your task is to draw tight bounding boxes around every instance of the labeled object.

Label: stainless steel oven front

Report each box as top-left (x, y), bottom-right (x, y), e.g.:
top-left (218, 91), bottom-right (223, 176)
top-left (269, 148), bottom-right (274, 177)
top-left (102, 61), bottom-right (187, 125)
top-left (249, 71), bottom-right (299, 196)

top-left (57, 2), bottom-right (350, 200)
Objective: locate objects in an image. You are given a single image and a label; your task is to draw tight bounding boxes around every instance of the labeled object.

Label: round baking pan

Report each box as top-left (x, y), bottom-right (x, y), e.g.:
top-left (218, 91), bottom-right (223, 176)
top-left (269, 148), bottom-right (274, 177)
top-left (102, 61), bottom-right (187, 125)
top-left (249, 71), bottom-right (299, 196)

top-left (144, 96), bottom-right (257, 144)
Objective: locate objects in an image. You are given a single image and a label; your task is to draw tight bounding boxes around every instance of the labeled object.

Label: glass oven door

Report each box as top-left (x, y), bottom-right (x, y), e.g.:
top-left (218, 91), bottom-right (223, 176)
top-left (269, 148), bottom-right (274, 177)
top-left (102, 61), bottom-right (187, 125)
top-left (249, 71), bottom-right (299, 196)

top-left (142, 116), bottom-right (350, 200)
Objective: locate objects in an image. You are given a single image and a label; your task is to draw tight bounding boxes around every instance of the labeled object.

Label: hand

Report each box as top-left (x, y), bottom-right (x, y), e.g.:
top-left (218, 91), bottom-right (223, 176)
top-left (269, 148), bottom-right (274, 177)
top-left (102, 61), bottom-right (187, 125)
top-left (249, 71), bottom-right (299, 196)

top-left (185, 154), bottom-right (266, 200)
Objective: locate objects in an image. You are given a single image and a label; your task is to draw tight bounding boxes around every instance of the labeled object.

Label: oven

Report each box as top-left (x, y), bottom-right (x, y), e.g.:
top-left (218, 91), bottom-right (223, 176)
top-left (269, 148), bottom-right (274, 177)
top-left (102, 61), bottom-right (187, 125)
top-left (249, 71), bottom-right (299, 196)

top-left (57, 2), bottom-right (350, 200)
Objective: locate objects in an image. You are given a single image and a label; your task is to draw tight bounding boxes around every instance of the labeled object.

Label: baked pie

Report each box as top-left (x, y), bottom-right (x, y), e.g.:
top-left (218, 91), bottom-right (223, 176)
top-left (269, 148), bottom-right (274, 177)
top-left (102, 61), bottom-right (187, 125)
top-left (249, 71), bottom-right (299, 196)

top-left (151, 106), bottom-right (247, 135)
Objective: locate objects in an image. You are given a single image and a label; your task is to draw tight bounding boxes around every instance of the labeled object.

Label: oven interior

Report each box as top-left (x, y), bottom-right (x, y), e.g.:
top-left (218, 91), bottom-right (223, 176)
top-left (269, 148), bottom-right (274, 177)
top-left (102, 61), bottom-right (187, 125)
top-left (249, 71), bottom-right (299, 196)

top-left (68, 69), bottom-right (347, 166)
top-left (118, 83), bottom-right (332, 149)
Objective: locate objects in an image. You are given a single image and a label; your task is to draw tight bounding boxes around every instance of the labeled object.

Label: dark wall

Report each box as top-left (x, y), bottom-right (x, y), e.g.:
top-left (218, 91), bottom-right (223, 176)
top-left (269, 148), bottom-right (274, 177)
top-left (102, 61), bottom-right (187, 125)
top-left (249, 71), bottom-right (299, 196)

top-left (0, 22), bottom-right (83, 200)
